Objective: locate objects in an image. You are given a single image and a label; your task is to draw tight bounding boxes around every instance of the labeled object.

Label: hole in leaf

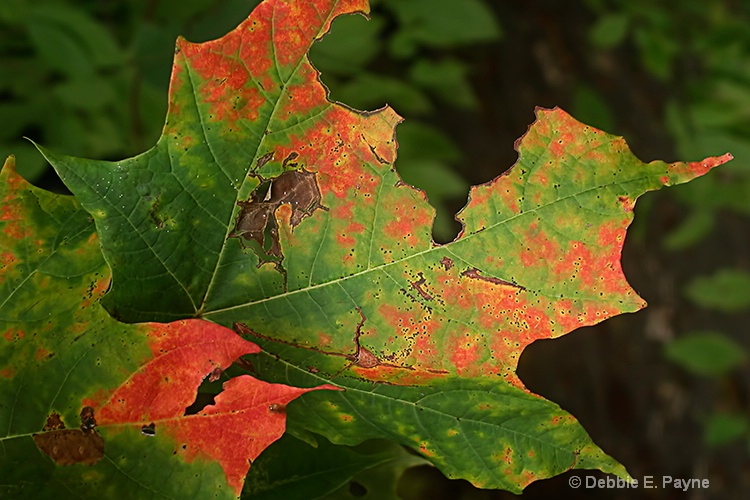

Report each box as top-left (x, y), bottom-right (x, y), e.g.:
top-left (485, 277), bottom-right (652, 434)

top-left (184, 392), bottom-right (216, 415)
top-left (348, 480), bottom-right (367, 497)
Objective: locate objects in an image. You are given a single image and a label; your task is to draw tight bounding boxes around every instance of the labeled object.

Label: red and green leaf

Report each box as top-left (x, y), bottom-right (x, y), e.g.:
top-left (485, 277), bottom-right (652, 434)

top-left (22, 0), bottom-right (731, 494)
top-left (0, 156), bottom-right (335, 497)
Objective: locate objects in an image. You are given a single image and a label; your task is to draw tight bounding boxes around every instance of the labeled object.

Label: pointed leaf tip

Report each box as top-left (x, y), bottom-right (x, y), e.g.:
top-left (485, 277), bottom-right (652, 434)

top-left (661, 152), bottom-right (733, 186)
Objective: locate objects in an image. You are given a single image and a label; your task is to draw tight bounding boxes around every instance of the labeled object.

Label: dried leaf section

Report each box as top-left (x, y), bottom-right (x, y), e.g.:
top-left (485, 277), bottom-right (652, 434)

top-left (230, 169), bottom-right (326, 266)
top-left (33, 409), bottom-right (104, 466)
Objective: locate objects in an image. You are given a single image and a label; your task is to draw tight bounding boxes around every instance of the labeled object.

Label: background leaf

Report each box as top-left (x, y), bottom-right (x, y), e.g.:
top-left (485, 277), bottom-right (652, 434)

top-left (703, 413), bottom-right (749, 447)
top-left (685, 269), bottom-right (750, 312)
top-left (244, 435), bottom-right (427, 500)
top-left (665, 331), bottom-right (746, 377)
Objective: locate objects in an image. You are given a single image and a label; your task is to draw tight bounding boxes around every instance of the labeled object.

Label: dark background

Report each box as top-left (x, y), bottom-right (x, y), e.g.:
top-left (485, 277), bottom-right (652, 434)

top-left (2, 0), bottom-right (749, 498)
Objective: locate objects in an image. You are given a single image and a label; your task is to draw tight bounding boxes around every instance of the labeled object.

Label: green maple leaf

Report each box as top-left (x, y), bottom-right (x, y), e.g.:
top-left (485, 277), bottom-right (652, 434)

top-left (31, 0), bottom-right (731, 493)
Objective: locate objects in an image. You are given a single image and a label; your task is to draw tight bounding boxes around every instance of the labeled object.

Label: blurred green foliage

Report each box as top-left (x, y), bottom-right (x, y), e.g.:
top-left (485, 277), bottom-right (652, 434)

top-left (584, 0), bottom-right (750, 452)
top-left (703, 412), bottom-right (749, 448)
top-left (685, 269), bottom-right (750, 313)
top-left (586, 0), bottom-right (750, 240)
top-left (0, 0), bottom-right (260, 186)
top-left (664, 331), bottom-right (746, 377)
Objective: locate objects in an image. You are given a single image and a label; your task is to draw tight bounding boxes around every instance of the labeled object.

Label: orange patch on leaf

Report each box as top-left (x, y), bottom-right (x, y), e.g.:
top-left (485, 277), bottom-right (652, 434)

top-left (418, 441), bottom-right (435, 458)
top-left (448, 337), bottom-right (484, 376)
top-left (3, 328), bottom-right (24, 341)
top-left (297, 105), bottom-right (395, 201)
top-left (81, 276), bottom-right (112, 308)
top-left (518, 224), bottom-right (560, 267)
top-left (378, 303), bottom-right (421, 334)
top-left (337, 232), bottom-right (356, 247)
top-left (34, 347), bottom-right (52, 360)
top-left (553, 300), bottom-right (582, 332)
top-left (348, 364), bottom-right (448, 385)
top-left (1, 252), bottom-right (14, 266)
top-left (317, 333), bottom-right (332, 347)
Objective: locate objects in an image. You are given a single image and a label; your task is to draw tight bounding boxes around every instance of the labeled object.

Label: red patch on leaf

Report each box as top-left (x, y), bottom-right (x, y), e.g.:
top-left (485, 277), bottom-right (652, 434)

top-left (518, 224), bottom-right (560, 268)
top-left (418, 441), bottom-right (435, 458)
top-left (337, 232), bottom-right (356, 247)
top-left (668, 153), bottom-right (732, 180)
top-left (0, 251), bottom-right (14, 266)
top-left (448, 337), bottom-right (483, 374)
top-left (3, 328), bottom-right (24, 342)
top-left (311, 107), bottom-right (399, 200)
top-left (98, 319), bottom-right (259, 423)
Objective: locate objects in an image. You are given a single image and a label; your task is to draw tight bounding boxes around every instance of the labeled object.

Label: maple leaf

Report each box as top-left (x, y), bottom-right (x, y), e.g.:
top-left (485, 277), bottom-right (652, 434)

top-left (0, 156), bottom-right (336, 497)
top-left (31, 0), bottom-right (732, 493)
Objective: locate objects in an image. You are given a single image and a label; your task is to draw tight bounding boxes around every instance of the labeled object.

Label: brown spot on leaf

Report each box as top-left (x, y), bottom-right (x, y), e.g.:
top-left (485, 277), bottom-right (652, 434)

top-left (80, 406), bottom-right (96, 432)
top-left (363, 135), bottom-right (388, 164)
top-left (33, 409), bottom-right (104, 466)
top-left (355, 346), bottom-right (379, 368)
top-left (617, 195), bottom-right (634, 212)
top-left (440, 257), bottom-right (453, 271)
top-left (33, 430), bottom-right (105, 466)
top-left (229, 169), bottom-right (326, 263)
top-left (148, 200), bottom-right (165, 229)
top-left (349, 307), bottom-right (380, 368)
top-left (235, 356), bottom-right (256, 373)
top-left (233, 322), bottom-right (253, 336)
top-left (282, 152), bottom-right (299, 169)
top-left (409, 272), bottom-right (434, 301)
top-left (43, 412), bottom-right (65, 431)
top-left (268, 403), bottom-right (286, 413)
top-left (255, 151), bottom-right (274, 170)
top-left (461, 267), bottom-right (525, 290)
